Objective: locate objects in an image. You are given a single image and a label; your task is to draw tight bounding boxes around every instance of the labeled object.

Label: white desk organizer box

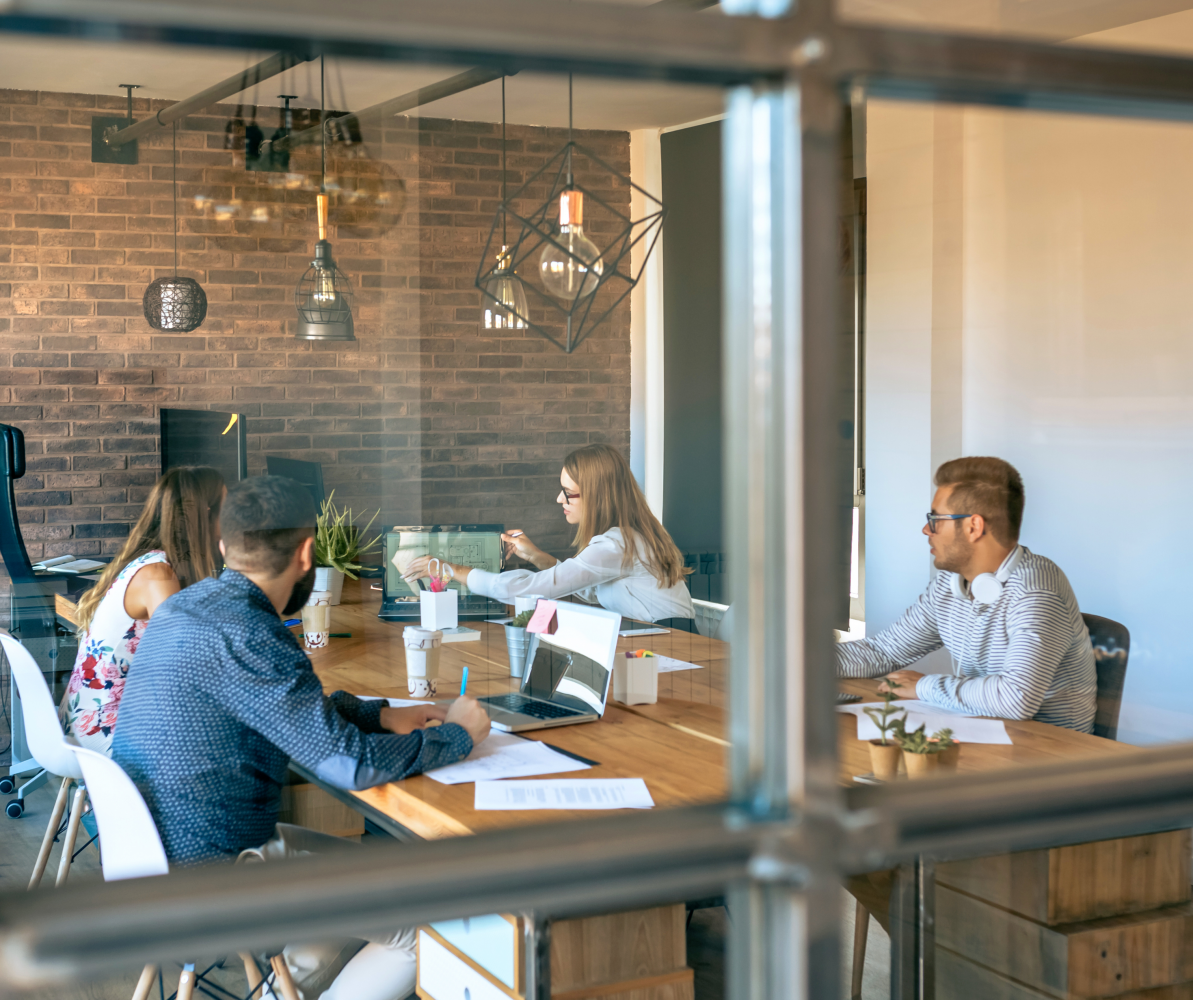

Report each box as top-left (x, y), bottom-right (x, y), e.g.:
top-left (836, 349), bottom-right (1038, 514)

top-left (613, 654), bottom-right (658, 705)
top-left (420, 589), bottom-right (458, 631)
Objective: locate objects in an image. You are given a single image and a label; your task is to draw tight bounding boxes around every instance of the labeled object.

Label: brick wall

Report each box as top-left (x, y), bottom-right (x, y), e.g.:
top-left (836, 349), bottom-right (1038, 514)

top-left (0, 88), bottom-right (631, 602)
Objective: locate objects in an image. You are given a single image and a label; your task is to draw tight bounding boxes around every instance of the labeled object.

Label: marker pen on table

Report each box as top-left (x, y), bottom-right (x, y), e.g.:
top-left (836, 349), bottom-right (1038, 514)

top-left (460, 666), bottom-right (469, 697)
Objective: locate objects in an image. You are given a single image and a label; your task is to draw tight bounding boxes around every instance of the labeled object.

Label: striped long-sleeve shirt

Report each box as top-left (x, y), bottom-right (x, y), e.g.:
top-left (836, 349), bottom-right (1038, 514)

top-left (836, 546), bottom-right (1097, 732)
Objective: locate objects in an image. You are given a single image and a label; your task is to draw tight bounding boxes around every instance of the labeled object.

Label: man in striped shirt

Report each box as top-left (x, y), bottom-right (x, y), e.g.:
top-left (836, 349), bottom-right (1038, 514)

top-left (837, 457), bottom-right (1097, 732)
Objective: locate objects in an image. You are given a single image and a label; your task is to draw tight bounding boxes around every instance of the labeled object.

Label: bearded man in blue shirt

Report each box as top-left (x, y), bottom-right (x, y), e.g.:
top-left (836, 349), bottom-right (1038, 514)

top-left (113, 475), bottom-right (491, 1000)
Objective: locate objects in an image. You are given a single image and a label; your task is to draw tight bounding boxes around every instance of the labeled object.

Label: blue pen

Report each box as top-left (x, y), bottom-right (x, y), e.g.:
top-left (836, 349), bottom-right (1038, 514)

top-left (460, 666), bottom-right (469, 697)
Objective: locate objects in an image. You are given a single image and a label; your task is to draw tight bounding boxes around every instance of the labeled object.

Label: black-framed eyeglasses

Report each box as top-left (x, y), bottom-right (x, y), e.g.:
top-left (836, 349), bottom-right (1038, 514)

top-left (925, 512), bottom-right (970, 534)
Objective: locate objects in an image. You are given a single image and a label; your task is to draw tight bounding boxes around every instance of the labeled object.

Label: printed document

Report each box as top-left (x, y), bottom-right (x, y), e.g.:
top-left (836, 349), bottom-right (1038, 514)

top-left (426, 731), bottom-right (590, 785)
top-left (475, 777), bottom-right (655, 810)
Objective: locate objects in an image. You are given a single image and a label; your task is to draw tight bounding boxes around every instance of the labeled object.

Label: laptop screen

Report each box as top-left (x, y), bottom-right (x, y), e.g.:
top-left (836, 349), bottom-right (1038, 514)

top-left (522, 638), bottom-right (611, 715)
top-left (385, 528), bottom-right (503, 598)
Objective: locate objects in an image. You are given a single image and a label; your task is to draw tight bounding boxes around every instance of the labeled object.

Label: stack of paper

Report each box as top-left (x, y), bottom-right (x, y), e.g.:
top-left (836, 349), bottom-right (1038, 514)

top-left (652, 655), bottom-right (702, 673)
top-left (474, 777), bottom-right (655, 810)
top-left (426, 732), bottom-right (590, 785)
top-left (838, 699), bottom-right (1012, 745)
top-left (33, 555), bottom-right (105, 574)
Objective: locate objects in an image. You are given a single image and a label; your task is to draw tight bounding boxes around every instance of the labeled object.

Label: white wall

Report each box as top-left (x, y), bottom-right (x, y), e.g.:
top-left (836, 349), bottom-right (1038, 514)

top-left (867, 49), bottom-right (1193, 741)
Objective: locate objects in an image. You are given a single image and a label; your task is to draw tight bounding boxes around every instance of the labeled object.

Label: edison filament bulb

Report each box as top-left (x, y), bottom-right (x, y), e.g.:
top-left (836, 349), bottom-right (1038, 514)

top-left (539, 190), bottom-right (603, 302)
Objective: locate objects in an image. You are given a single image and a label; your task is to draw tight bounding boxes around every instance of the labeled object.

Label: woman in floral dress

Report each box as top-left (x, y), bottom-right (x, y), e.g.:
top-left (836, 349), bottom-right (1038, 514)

top-left (63, 466), bottom-right (226, 754)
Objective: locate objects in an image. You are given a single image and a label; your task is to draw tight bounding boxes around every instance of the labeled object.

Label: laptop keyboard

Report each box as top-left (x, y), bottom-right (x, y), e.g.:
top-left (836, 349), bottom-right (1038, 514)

top-left (482, 694), bottom-right (585, 720)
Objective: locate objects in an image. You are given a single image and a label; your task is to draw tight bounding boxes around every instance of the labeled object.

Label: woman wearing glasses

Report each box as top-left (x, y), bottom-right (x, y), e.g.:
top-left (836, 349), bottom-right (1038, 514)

top-left (400, 443), bottom-right (694, 623)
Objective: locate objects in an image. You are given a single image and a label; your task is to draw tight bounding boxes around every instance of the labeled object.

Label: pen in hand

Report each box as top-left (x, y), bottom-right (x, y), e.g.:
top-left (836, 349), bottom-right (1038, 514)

top-left (460, 666), bottom-right (469, 697)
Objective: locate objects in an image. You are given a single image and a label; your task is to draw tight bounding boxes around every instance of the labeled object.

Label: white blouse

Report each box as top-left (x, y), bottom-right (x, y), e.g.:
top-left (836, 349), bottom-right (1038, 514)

top-left (467, 527), bottom-right (694, 623)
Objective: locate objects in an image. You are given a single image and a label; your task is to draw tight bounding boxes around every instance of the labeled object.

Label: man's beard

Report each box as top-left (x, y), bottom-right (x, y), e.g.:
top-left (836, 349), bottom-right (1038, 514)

top-left (282, 563), bottom-right (317, 616)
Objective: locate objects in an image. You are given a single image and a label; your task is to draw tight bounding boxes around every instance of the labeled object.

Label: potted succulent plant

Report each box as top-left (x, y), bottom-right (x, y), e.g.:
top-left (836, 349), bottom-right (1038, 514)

top-left (894, 721), bottom-right (957, 779)
top-left (314, 491), bottom-right (381, 605)
top-left (863, 677), bottom-right (906, 780)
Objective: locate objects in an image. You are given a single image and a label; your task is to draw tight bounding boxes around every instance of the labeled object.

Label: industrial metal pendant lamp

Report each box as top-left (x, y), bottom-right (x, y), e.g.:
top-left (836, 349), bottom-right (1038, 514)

top-left (294, 57), bottom-right (356, 342)
top-left (481, 76), bottom-right (529, 330)
top-left (143, 121), bottom-right (207, 333)
top-left (476, 74), bottom-right (665, 353)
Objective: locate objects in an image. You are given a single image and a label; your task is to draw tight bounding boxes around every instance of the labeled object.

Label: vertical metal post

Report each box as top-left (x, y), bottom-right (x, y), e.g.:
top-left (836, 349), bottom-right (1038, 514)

top-left (522, 915), bottom-right (550, 1000)
top-left (889, 859), bottom-right (935, 1000)
top-left (723, 65), bottom-right (844, 1000)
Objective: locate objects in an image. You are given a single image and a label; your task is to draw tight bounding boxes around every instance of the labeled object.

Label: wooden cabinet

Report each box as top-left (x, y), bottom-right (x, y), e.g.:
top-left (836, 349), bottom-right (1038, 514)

top-left (934, 829), bottom-right (1193, 999)
top-left (416, 905), bottom-right (694, 1000)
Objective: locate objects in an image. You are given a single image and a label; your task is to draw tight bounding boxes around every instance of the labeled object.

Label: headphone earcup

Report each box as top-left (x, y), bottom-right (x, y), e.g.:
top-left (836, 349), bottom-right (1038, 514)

top-left (971, 573), bottom-right (1003, 605)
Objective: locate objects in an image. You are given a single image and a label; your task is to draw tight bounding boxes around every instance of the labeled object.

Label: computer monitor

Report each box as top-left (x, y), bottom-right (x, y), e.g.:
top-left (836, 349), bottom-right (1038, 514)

top-left (385, 525), bottom-right (504, 599)
top-left (160, 409), bottom-right (248, 484)
top-left (264, 456), bottom-right (325, 510)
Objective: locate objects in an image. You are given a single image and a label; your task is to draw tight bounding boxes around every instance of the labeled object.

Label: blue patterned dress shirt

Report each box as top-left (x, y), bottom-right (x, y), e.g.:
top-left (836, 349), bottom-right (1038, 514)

top-left (111, 570), bottom-right (472, 866)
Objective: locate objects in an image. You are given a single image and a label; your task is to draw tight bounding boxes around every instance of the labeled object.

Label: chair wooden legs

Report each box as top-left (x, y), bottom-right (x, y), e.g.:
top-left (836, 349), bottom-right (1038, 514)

top-left (270, 955), bottom-right (301, 1000)
top-left (851, 899), bottom-right (870, 1000)
top-left (240, 953), bottom-right (265, 997)
top-left (54, 784), bottom-right (88, 888)
top-left (130, 964), bottom-right (158, 1000)
top-left (176, 962), bottom-right (196, 1000)
top-left (28, 776), bottom-right (72, 890)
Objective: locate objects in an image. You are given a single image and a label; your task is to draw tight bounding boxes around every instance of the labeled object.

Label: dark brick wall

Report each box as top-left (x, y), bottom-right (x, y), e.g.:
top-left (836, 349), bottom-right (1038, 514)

top-left (0, 88), bottom-right (630, 602)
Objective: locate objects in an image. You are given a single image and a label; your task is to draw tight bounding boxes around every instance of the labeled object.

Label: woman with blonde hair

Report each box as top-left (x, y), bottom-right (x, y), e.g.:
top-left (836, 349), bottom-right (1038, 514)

top-left (400, 443), bottom-right (693, 622)
top-left (62, 466), bottom-right (225, 754)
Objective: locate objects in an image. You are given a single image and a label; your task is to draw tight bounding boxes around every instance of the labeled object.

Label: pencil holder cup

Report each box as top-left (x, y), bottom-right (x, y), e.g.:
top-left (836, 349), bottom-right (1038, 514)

top-left (504, 625), bottom-right (540, 679)
top-left (403, 626), bottom-right (443, 697)
top-left (420, 590), bottom-right (458, 631)
top-left (613, 654), bottom-right (658, 705)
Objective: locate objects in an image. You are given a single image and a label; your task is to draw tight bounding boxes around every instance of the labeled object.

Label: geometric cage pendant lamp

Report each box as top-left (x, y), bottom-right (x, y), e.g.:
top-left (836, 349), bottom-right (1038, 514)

top-left (294, 56), bottom-right (356, 342)
top-left (476, 75), bottom-right (665, 354)
top-left (143, 121), bottom-right (207, 333)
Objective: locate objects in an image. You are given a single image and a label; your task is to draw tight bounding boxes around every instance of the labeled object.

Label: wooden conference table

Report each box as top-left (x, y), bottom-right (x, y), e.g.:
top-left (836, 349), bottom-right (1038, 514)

top-left (300, 581), bottom-right (1183, 1000)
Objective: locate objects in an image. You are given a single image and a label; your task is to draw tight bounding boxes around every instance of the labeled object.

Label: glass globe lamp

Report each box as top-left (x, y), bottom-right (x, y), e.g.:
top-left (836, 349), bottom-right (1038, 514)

top-left (539, 190), bottom-right (603, 302)
top-left (483, 246), bottom-right (528, 329)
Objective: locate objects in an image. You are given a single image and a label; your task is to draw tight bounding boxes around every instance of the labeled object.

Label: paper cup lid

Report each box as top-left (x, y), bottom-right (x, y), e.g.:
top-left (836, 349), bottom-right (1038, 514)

top-left (403, 626), bottom-right (443, 648)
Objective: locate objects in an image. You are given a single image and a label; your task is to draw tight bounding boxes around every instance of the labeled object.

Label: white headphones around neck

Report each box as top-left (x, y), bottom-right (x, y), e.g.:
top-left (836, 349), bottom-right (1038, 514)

top-left (951, 545), bottom-right (1023, 605)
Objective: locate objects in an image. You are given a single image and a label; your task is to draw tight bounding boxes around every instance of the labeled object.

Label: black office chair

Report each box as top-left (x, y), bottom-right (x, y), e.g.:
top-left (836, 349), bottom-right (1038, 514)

top-left (0, 425), bottom-right (54, 640)
top-left (1083, 613), bottom-right (1130, 742)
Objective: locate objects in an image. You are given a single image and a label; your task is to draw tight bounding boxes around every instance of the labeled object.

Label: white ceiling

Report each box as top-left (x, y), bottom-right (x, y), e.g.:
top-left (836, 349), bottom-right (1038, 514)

top-left (0, 34), bottom-right (723, 132)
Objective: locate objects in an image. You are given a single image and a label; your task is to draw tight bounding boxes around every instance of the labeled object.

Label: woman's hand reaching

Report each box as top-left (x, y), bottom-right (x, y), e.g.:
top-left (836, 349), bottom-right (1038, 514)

top-left (501, 530), bottom-right (556, 570)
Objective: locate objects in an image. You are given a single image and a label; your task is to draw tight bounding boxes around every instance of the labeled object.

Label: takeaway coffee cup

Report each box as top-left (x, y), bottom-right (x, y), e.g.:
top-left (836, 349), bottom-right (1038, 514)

top-left (301, 592), bottom-right (333, 650)
top-left (403, 626), bottom-right (443, 697)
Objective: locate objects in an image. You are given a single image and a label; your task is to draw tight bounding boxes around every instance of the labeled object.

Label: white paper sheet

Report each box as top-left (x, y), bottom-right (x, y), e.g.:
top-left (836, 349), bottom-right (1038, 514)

top-left (841, 700), bottom-right (1012, 745)
top-left (651, 655), bottom-right (702, 673)
top-left (427, 732), bottom-right (590, 785)
top-left (474, 777), bottom-right (655, 810)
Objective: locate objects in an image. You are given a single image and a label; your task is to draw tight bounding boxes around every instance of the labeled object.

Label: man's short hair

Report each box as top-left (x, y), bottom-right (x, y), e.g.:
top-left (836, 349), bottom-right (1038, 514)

top-left (220, 476), bottom-right (317, 576)
top-left (934, 457), bottom-right (1025, 546)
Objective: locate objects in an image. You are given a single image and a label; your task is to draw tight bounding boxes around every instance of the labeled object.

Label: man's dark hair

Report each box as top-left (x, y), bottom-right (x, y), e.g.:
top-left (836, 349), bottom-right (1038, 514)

top-left (220, 476), bottom-right (317, 576)
top-left (934, 456), bottom-right (1025, 546)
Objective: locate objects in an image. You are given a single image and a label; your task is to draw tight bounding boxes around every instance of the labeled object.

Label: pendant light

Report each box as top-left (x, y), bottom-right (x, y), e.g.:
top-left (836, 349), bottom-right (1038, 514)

top-left (481, 76), bottom-right (529, 330)
top-left (294, 56), bottom-right (356, 342)
top-left (538, 76), bottom-right (604, 303)
top-left (143, 121), bottom-right (207, 333)
top-left (475, 74), bottom-right (666, 353)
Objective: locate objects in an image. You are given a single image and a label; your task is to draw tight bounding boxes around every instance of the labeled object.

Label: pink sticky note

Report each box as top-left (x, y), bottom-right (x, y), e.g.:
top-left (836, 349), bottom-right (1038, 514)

top-left (526, 599), bottom-right (558, 635)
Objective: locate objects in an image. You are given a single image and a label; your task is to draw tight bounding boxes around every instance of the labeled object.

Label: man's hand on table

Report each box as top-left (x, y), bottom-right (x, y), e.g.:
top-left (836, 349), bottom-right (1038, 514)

top-left (380, 704), bottom-right (447, 735)
top-left (446, 696), bottom-right (491, 747)
top-left (884, 670), bottom-right (923, 700)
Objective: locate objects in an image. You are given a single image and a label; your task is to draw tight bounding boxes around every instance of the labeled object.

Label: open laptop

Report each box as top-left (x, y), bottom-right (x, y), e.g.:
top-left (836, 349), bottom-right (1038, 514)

top-left (380, 525), bottom-right (507, 621)
top-left (479, 603), bottom-right (621, 732)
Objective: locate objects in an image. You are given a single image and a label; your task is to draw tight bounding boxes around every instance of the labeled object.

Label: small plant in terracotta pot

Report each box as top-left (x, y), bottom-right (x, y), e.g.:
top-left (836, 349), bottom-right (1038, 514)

top-left (863, 677), bottom-right (906, 780)
top-left (894, 722), bottom-right (956, 779)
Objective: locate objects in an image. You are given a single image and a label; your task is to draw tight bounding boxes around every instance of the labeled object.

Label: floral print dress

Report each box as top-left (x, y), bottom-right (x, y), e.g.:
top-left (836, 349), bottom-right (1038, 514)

top-left (62, 550), bottom-right (170, 756)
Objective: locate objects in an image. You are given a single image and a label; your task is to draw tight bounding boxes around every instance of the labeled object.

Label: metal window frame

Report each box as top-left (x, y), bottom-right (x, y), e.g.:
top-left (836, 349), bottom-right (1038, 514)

top-left (5, 2), bottom-right (1193, 997)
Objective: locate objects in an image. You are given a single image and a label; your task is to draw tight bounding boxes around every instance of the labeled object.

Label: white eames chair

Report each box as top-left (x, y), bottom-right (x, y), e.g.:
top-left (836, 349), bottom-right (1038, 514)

top-left (70, 744), bottom-right (300, 1000)
top-left (1, 632), bottom-right (89, 889)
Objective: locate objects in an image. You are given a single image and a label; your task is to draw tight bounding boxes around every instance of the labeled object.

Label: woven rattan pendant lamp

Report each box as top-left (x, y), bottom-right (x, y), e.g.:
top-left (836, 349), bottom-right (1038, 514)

top-left (143, 121), bottom-right (207, 333)
top-left (294, 56), bottom-right (355, 341)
